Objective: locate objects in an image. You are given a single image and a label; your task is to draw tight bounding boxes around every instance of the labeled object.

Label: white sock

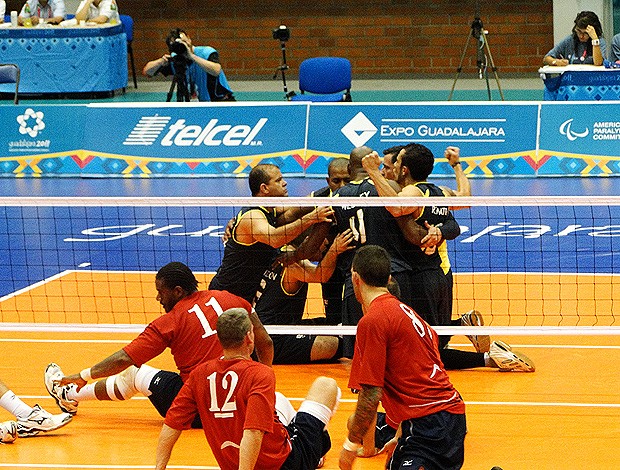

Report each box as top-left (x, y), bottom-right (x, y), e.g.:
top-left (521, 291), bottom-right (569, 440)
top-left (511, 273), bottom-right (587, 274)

top-left (0, 390), bottom-right (32, 419)
top-left (67, 383), bottom-right (97, 402)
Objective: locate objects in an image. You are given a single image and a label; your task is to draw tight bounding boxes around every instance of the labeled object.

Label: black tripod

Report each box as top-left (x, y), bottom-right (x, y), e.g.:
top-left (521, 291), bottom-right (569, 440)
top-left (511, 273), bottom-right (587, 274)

top-left (166, 61), bottom-right (191, 102)
top-left (273, 40), bottom-right (296, 100)
top-left (448, 13), bottom-right (504, 101)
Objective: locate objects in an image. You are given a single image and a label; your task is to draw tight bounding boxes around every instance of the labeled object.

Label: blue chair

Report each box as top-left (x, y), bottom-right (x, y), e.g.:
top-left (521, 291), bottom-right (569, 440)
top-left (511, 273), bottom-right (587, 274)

top-left (0, 63), bottom-right (20, 104)
top-left (119, 14), bottom-right (137, 89)
top-left (291, 57), bottom-right (352, 102)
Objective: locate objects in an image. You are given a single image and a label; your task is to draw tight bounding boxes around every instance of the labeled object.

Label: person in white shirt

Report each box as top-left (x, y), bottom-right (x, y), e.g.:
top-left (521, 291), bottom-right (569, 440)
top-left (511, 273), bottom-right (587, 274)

top-left (75, 0), bottom-right (119, 24)
top-left (0, 0), bottom-right (6, 23)
top-left (18, 0), bottom-right (66, 26)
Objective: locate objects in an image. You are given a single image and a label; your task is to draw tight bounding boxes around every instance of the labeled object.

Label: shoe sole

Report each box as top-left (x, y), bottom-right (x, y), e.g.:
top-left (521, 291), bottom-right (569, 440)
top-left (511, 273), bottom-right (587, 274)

top-left (462, 310), bottom-right (491, 353)
top-left (44, 364), bottom-right (78, 415)
top-left (494, 341), bottom-right (536, 372)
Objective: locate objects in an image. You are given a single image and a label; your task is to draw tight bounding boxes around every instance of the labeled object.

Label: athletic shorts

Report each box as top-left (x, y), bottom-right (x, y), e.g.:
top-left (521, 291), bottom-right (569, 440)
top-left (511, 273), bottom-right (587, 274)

top-left (389, 411), bottom-right (466, 470)
top-left (148, 370), bottom-right (202, 428)
top-left (341, 294), bottom-right (363, 358)
top-left (375, 412), bottom-right (397, 450)
top-left (281, 412), bottom-right (331, 470)
top-left (272, 334), bottom-right (315, 364)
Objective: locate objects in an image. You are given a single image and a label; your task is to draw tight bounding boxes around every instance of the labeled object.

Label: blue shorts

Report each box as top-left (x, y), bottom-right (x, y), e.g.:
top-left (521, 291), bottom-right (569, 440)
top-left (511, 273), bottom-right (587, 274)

top-left (281, 412), bottom-right (331, 470)
top-left (389, 411), bottom-right (466, 470)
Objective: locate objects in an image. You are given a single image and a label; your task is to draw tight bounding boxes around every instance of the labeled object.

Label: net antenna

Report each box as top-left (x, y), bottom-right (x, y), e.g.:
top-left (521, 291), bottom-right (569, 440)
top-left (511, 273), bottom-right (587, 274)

top-left (272, 24), bottom-right (297, 100)
top-left (448, 0), bottom-right (504, 101)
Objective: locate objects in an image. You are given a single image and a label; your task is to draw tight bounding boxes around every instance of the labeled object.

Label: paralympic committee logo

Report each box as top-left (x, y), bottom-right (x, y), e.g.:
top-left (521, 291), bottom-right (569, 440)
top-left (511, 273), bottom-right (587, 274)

top-left (559, 119), bottom-right (589, 141)
top-left (341, 112), bottom-right (378, 147)
top-left (16, 108), bottom-right (46, 138)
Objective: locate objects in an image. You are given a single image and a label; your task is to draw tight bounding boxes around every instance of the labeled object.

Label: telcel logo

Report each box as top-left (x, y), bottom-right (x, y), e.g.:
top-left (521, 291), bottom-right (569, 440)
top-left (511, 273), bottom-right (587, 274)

top-left (161, 118), bottom-right (267, 147)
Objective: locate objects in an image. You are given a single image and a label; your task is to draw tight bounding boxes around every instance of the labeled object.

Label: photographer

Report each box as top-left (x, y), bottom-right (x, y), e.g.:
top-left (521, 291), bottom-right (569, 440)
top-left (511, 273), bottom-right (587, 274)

top-left (143, 28), bottom-right (235, 102)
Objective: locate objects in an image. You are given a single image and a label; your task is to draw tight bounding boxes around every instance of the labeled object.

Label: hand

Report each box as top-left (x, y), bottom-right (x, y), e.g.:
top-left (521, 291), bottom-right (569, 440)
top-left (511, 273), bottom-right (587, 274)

top-left (553, 59), bottom-right (569, 66)
top-left (361, 152), bottom-right (382, 172)
top-left (339, 447), bottom-right (357, 470)
top-left (585, 25), bottom-right (598, 40)
top-left (356, 446), bottom-right (382, 458)
top-left (420, 221), bottom-right (443, 249)
top-left (330, 229), bottom-right (356, 254)
top-left (57, 374), bottom-right (87, 392)
top-left (444, 146), bottom-right (461, 167)
top-left (307, 206), bottom-right (334, 224)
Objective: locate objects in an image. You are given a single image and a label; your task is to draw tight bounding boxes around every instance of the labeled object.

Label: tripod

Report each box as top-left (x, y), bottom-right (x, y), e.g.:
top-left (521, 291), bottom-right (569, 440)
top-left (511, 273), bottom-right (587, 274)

top-left (166, 61), bottom-right (191, 102)
top-left (448, 14), bottom-right (504, 101)
top-left (273, 40), bottom-right (296, 100)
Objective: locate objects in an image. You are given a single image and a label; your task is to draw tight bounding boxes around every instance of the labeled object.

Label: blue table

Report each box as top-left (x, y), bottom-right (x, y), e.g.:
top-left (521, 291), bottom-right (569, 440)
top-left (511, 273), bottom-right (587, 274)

top-left (0, 24), bottom-right (127, 96)
top-left (539, 65), bottom-right (620, 101)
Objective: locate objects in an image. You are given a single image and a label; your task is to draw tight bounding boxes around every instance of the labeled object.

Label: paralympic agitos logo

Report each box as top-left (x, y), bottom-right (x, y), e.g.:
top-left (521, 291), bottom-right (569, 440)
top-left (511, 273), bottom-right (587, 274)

top-left (123, 115), bottom-right (267, 147)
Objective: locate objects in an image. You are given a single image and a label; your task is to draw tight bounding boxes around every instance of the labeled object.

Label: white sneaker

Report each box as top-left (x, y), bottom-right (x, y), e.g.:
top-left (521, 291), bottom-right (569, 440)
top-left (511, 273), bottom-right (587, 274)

top-left (16, 404), bottom-right (72, 437)
top-left (44, 363), bottom-right (79, 415)
top-left (0, 420), bottom-right (17, 443)
top-left (460, 310), bottom-right (491, 353)
top-left (489, 341), bottom-right (535, 372)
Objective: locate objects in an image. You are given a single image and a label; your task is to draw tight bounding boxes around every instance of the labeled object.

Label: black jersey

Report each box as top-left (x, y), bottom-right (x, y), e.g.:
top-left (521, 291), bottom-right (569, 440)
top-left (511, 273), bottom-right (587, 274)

top-left (209, 206), bottom-right (279, 303)
top-left (405, 182), bottom-right (453, 274)
top-left (254, 260), bottom-right (309, 325)
top-left (333, 178), bottom-right (412, 296)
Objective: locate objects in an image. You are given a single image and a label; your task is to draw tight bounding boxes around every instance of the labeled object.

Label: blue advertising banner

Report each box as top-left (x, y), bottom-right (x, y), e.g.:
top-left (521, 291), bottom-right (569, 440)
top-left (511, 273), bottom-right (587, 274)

top-left (2, 101), bottom-right (620, 177)
top-left (81, 103), bottom-right (310, 176)
top-left (305, 103), bottom-right (540, 176)
top-left (0, 105), bottom-right (86, 176)
top-left (538, 103), bottom-right (620, 176)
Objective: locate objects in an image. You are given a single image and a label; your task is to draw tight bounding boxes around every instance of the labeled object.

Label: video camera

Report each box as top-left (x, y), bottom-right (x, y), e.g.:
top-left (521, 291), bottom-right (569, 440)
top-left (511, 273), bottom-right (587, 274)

top-left (272, 25), bottom-right (290, 42)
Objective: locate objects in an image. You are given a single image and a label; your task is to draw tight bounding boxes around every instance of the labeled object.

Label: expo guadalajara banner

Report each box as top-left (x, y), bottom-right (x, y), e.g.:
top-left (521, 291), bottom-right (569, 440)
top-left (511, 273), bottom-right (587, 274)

top-left (0, 102), bottom-right (619, 177)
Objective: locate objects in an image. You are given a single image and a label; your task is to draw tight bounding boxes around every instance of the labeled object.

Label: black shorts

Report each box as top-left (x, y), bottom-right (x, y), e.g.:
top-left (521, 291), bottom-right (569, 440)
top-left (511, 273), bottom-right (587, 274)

top-left (389, 411), bottom-right (466, 470)
top-left (281, 412), bottom-right (331, 470)
top-left (272, 334), bottom-right (315, 364)
top-left (148, 370), bottom-right (201, 428)
top-left (341, 294), bottom-right (363, 358)
top-left (375, 412), bottom-right (397, 449)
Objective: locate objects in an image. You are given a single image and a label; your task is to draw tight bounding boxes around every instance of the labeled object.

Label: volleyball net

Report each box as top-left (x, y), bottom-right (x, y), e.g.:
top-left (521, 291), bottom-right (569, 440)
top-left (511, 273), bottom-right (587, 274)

top-left (1, 196), bottom-right (619, 335)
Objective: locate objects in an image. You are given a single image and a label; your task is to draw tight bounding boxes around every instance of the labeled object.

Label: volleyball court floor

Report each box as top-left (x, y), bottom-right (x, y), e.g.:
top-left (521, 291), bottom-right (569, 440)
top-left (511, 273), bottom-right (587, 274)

top-left (1, 177), bottom-right (620, 469)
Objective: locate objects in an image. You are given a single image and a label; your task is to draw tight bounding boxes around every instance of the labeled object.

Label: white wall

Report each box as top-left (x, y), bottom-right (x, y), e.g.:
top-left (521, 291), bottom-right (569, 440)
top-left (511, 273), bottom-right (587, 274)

top-left (553, 0), bottom-right (614, 43)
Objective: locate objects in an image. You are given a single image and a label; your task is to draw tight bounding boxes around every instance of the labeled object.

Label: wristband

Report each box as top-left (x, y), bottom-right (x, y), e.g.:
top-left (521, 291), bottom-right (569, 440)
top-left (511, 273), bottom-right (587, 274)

top-left (79, 368), bottom-right (93, 382)
top-left (592, 39), bottom-right (600, 46)
top-left (451, 162), bottom-right (462, 168)
top-left (343, 437), bottom-right (361, 452)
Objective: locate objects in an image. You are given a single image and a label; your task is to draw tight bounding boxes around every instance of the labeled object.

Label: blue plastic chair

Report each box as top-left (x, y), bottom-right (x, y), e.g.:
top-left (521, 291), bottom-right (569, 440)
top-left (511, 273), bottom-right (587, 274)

top-left (291, 57), bottom-right (352, 102)
top-left (119, 14), bottom-right (137, 89)
top-left (0, 63), bottom-right (20, 104)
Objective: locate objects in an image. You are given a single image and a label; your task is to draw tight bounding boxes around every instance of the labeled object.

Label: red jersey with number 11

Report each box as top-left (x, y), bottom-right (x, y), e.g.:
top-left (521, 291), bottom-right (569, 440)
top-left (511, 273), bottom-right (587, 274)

top-left (123, 290), bottom-right (252, 381)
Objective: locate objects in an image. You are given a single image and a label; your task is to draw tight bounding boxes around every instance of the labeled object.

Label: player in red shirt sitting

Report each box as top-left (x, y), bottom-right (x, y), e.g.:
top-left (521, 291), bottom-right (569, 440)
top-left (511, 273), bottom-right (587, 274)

top-left (340, 245), bottom-right (467, 470)
top-left (156, 307), bottom-right (340, 470)
top-left (43, 262), bottom-right (273, 428)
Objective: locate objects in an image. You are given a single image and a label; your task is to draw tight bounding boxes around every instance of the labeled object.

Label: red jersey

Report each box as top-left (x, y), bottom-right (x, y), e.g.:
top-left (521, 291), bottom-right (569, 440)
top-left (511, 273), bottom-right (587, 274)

top-left (349, 293), bottom-right (465, 424)
top-left (123, 290), bottom-right (252, 381)
top-left (165, 358), bottom-right (291, 470)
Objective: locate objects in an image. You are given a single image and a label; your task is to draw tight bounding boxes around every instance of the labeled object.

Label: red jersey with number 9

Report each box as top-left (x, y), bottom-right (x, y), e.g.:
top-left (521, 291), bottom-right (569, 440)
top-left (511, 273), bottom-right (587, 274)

top-left (348, 293), bottom-right (465, 424)
top-left (123, 290), bottom-right (252, 381)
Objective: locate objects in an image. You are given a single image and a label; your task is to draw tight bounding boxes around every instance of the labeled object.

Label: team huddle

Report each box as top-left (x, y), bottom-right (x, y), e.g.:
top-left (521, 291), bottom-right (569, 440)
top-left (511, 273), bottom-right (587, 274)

top-left (1, 143), bottom-right (535, 470)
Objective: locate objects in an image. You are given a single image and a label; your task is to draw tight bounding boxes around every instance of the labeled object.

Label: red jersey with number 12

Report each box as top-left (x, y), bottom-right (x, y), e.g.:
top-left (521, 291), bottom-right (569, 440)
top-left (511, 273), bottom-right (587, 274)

top-left (123, 290), bottom-right (252, 381)
top-left (165, 358), bottom-right (291, 470)
top-left (349, 293), bottom-right (465, 424)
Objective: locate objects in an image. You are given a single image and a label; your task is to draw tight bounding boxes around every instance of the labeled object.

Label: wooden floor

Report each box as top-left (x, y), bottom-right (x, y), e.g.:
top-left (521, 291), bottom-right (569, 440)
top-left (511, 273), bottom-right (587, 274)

top-left (1, 330), bottom-right (620, 470)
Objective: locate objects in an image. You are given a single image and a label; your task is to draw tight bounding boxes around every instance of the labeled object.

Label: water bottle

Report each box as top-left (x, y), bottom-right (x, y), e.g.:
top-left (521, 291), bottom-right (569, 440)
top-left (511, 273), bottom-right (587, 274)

top-left (23, 3), bottom-right (32, 27)
top-left (10, 11), bottom-right (18, 27)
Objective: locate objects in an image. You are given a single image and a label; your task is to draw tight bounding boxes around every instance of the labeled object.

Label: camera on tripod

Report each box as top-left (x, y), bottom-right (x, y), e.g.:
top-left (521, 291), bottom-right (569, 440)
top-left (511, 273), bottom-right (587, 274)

top-left (166, 36), bottom-right (194, 67)
top-left (165, 29), bottom-right (193, 102)
top-left (272, 25), bottom-right (290, 42)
